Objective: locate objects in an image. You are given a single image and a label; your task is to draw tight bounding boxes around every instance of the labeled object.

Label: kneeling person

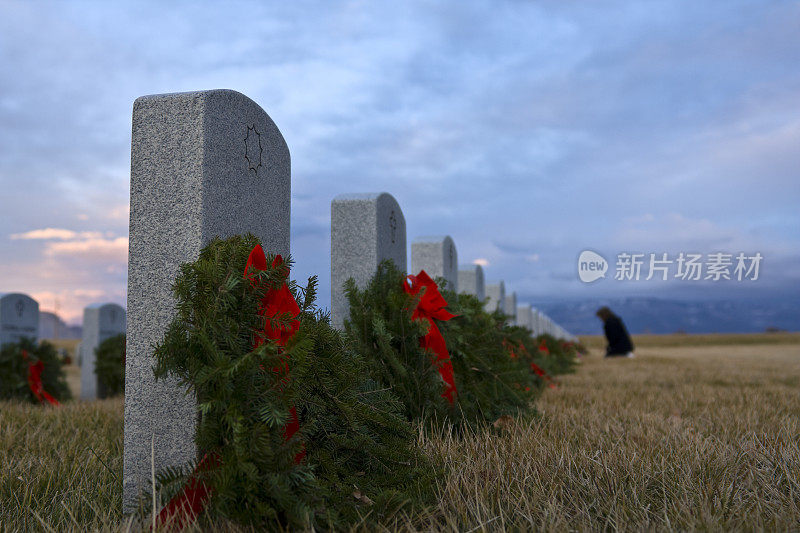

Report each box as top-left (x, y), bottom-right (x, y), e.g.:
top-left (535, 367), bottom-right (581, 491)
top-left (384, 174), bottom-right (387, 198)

top-left (596, 306), bottom-right (635, 358)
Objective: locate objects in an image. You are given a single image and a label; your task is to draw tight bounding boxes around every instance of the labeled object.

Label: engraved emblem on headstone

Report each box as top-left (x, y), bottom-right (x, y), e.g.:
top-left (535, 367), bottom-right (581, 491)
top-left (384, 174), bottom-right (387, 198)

top-left (15, 299), bottom-right (23, 318)
top-left (389, 210), bottom-right (397, 244)
top-left (244, 124), bottom-right (263, 175)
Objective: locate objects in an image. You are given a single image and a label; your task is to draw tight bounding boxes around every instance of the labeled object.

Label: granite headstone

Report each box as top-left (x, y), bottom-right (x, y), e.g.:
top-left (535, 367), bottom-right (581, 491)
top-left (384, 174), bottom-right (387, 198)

top-left (504, 292), bottom-right (517, 323)
top-left (80, 303), bottom-right (126, 400)
top-left (457, 264), bottom-right (485, 301)
top-left (0, 293), bottom-right (39, 347)
top-left (411, 235), bottom-right (458, 292)
top-left (485, 282), bottom-right (505, 313)
top-left (516, 305), bottom-right (533, 332)
top-left (123, 89), bottom-right (290, 512)
top-left (531, 308), bottom-right (542, 336)
top-left (330, 192), bottom-right (406, 329)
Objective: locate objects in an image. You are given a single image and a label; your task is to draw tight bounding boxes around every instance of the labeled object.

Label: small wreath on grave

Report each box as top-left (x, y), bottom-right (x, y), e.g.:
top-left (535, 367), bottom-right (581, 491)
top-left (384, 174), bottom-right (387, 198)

top-left (94, 333), bottom-right (125, 398)
top-left (344, 261), bottom-right (540, 426)
top-left (0, 338), bottom-right (71, 404)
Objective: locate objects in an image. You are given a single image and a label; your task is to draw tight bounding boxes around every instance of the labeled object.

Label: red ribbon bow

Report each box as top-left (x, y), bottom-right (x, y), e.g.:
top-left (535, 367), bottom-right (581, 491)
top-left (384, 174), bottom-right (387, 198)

top-left (530, 362), bottom-right (557, 389)
top-left (538, 340), bottom-right (550, 356)
top-left (502, 339), bottom-right (518, 359)
top-left (155, 453), bottom-right (219, 530)
top-left (243, 244), bottom-right (304, 461)
top-left (22, 350), bottom-right (59, 406)
top-left (403, 270), bottom-right (457, 404)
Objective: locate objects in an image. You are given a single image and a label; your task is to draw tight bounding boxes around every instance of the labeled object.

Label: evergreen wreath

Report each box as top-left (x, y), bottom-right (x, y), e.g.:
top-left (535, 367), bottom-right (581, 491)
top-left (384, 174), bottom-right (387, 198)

top-left (437, 289), bottom-right (540, 424)
top-left (344, 261), bottom-right (451, 422)
top-left (152, 235), bottom-right (434, 529)
top-left (345, 261), bottom-right (547, 426)
top-left (0, 338), bottom-right (71, 403)
top-left (94, 333), bottom-right (125, 398)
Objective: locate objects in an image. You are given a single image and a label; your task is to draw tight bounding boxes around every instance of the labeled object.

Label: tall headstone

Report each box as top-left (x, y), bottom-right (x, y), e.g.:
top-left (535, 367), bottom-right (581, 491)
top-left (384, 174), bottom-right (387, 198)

top-left (80, 303), bottom-right (126, 400)
top-left (504, 292), bottom-right (517, 323)
top-left (516, 305), bottom-right (533, 332)
top-left (458, 264), bottom-right (485, 301)
top-left (411, 236), bottom-right (458, 292)
top-left (331, 192), bottom-right (406, 329)
top-left (124, 89), bottom-right (290, 512)
top-left (485, 282), bottom-right (505, 313)
top-left (0, 293), bottom-right (39, 347)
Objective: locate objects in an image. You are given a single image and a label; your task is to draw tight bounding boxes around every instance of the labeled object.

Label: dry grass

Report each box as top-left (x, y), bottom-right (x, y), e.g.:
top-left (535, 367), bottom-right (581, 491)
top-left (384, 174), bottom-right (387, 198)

top-left (2, 337), bottom-right (799, 531)
top-left (0, 397), bottom-right (127, 531)
top-left (415, 342), bottom-right (800, 531)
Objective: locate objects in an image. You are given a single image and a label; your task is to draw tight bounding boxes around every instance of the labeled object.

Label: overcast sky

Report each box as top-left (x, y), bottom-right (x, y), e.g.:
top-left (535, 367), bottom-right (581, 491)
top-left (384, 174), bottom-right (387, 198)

top-left (1, 0), bottom-right (798, 324)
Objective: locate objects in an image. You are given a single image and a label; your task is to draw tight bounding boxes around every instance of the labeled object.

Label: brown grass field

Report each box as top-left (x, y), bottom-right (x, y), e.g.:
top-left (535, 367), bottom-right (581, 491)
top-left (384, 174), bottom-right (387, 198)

top-left (1, 333), bottom-right (798, 531)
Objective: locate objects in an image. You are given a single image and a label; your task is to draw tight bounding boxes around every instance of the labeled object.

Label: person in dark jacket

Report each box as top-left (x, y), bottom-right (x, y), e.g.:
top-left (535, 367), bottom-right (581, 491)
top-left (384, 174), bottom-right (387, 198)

top-left (596, 306), bottom-right (635, 358)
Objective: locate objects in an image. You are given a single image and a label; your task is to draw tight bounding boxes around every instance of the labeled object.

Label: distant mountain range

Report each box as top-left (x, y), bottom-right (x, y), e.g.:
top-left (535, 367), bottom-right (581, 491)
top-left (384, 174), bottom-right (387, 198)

top-left (533, 297), bottom-right (800, 335)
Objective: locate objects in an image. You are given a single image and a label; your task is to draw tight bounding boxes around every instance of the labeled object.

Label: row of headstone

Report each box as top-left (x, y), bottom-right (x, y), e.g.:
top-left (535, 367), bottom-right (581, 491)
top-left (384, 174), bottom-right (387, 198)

top-left (122, 89), bottom-right (578, 511)
top-left (328, 194), bottom-right (577, 342)
top-left (326, 190), bottom-right (578, 341)
top-left (1, 293), bottom-right (128, 396)
top-left (517, 304), bottom-right (578, 342)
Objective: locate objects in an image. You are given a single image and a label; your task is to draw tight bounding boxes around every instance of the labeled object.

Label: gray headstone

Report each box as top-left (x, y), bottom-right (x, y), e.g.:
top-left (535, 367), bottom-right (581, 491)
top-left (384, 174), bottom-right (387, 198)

top-left (542, 315), bottom-right (553, 336)
top-left (411, 236), bottom-right (458, 292)
top-left (504, 292), bottom-right (517, 322)
top-left (457, 264), bottom-right (485, 301)
top-left (485, 282), bottom-right (505, 313)
top-left (516, 305), bottom-right (532, 331)
top-left (331, 192), bottom-right (406, 329)
top-left (124, 89), bottom-right (290, 512)
top-left (531, 308), bottom-right (542, 336)
top-left (0, 293), bottom-right (39, 347)
top-left (80, 303), bottom-right (126, 400)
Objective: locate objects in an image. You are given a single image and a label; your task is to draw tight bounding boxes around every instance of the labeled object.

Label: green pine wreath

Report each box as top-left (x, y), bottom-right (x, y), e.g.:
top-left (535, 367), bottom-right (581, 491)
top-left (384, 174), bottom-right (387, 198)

top-left (0, 338), bottom-right (71, 403)
top-left (152, 234), bottom-right (434, 529)
top-left (94, 333), bottom-right (125, 398)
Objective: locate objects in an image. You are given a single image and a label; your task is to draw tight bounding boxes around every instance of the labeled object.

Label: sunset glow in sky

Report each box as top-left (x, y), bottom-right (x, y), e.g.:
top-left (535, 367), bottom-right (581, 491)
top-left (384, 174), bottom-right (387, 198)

top-left (1, 1), bottom-right (798, 324)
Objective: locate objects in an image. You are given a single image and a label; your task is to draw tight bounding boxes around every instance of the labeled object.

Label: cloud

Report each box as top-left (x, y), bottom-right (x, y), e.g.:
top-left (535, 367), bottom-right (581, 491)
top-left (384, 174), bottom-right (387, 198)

top-left (10, 228), bottom-right (105, 240)
top-left (44, 237), bottom-right (129, 262)
top-left (32, 288), bottom-right (125, 324)
top-left (1, 0), bottom-right (798, 317)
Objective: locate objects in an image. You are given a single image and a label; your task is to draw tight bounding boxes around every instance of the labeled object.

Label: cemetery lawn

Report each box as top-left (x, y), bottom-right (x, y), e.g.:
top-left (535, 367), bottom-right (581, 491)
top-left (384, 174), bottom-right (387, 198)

top-left (2, 336), bottom-right (799, 531)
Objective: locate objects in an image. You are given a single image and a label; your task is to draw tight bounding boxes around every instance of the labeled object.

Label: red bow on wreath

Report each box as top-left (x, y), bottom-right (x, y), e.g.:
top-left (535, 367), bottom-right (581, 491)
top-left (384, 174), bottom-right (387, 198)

top-left (530, 361), bottom-right (557, 389)
top-left (243, 244), bottom-right (304, 460)
top-left (538, 340), bottom-right (550, 355)
top-left (22, 350), bottom-right (59, 406)
top-left (403, 270), bottom-right (458, 404)
top-left (154, 453), bottom-right (220, 530)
